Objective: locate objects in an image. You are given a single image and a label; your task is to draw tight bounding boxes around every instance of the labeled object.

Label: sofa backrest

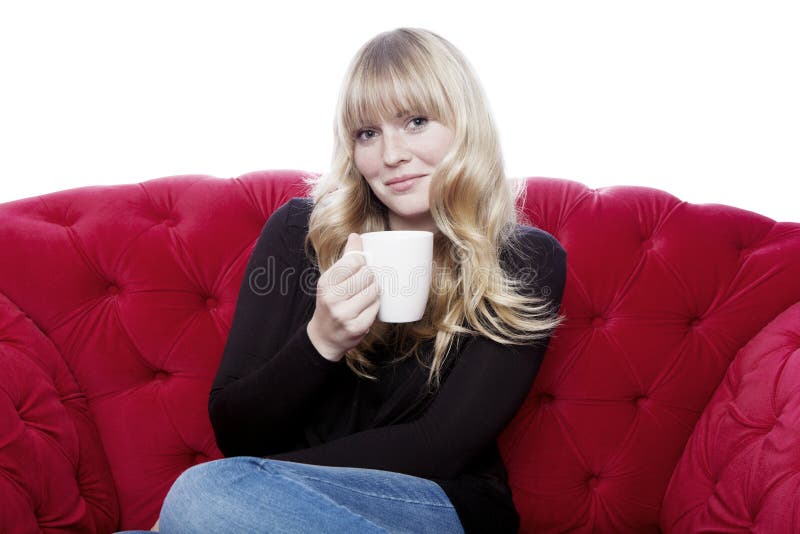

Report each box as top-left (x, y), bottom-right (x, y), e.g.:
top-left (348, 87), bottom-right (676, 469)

top-left (0, 171), bottom-right (309, 530)
top-left (1, 170), bottom-right (799, 532)
top-left (502, 177), bottom-right (800, 532)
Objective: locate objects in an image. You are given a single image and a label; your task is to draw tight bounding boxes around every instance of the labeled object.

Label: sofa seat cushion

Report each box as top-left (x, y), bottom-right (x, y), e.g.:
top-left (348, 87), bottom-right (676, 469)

top-left (661, 301), bottom-right (800, 532)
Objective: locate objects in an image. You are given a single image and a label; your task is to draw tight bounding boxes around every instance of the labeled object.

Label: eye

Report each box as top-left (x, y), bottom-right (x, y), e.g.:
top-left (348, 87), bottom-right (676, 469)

top-left (409, 116), bottom-right (428, 129)
top-left (354, 128), bottom-right (377, 142)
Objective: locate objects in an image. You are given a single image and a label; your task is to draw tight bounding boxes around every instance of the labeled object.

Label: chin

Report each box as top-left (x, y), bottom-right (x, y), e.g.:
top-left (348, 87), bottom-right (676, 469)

top-left (390, 202), bottom-right (430, 218)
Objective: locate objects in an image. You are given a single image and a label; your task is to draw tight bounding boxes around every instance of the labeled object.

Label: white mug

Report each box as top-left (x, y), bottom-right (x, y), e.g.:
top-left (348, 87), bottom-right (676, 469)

top-left (343, 231), bottom-right (433, 323)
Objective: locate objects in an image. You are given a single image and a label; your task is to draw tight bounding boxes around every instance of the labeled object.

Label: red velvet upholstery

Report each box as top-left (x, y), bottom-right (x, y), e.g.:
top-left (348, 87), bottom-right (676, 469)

top-left (661, 301), bottom-right (800, 532)
top-left (1, 170), bottom-right (798, 532)
top-left (500, 179), bottom-right (800, 532)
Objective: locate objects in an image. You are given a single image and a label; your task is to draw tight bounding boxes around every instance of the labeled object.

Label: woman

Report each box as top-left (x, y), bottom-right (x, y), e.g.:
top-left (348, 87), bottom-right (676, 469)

top-left (146, 27), bottom-right (566, 533)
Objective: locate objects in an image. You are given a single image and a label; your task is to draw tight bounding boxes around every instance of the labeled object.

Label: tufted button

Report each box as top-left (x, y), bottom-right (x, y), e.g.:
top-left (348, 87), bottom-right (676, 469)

top-left (635, 395), bottom-right (648, 407)
top-left (163, 218), bottom-right (177, 227)
top-left (689, 316), bottom-right (702, 328)
top-left (641, 238), bottom-right (653, 251)
top-left (154, 371), bottom-right (169, 382)
top-left (194, 452), bottom-right (207, 464)
top-left (43, 212), bottom-right (74, 227)
top-left (540, 393), bottom-right (555, 406)
top-left (588, 474), bottom-right (600, 489)
top-left (107, 284), bottom-right (120, 295)
top-left (205, 297), bottom-right (218, 309)
top-left (592, 316), bottom-right (606, 328)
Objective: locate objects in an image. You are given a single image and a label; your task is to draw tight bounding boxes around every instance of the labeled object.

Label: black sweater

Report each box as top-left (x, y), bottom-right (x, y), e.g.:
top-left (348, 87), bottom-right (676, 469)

top-left (209, 198), bottom-right (567, 534)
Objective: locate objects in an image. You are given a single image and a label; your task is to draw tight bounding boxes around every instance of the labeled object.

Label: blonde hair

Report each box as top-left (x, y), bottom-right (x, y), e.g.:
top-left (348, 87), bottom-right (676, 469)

top-left (302, 27), bottom-right (564, 390)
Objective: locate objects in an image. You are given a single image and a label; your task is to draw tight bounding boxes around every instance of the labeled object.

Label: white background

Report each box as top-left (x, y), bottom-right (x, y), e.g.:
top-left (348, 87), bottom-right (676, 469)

top-left (1, 1), bottom-right (797, 221)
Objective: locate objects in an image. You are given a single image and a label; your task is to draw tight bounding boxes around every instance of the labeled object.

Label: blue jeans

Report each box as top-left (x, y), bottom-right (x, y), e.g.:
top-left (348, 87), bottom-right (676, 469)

top-left (117, 456), bottom-right (464, 533)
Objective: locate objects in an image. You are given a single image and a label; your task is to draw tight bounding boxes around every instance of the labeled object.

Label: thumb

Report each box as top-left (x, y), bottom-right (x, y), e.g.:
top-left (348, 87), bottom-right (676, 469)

top-left (343, 232), bottom-right (363, 254)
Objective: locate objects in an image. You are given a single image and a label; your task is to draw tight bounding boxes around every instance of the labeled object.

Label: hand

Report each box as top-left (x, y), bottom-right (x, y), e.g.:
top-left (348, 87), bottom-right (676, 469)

top-left (307, 233), bottom-right (380, 361)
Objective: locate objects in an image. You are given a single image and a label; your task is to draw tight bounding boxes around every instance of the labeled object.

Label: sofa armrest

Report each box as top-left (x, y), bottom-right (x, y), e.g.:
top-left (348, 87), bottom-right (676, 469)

top-left (0, 293), bottom-right (119, 532)
top-left (661, 301), bottom-right (800, 532)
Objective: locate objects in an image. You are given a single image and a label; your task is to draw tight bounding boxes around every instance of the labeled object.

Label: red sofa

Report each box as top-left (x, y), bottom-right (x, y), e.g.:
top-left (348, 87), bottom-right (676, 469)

top-left (1, 170), bottom-right (799, 533)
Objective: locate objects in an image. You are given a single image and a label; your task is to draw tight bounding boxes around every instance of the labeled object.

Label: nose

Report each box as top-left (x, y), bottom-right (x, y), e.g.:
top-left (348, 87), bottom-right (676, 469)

top-left (382, 129), bottom-right (410, 166)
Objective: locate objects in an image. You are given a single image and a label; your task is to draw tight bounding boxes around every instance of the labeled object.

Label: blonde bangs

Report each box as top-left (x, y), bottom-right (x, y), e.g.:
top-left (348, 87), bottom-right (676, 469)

top-left (341, 37), bottom-right (453, 139)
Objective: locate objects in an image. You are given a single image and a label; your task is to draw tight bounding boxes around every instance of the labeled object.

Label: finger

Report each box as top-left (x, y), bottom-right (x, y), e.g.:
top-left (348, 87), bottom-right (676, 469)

top-left (332, 274), bottom-right (378, 320)
top-left (323, 265), bottom-right (372, 305)
top-left (343, 232), bottom-right (364, 255)
top-left (342, 292), bottom-right (381, 338)
top-left (342, 250), bottom-right (367, 261)
top-left (344, 269), bottom-right (379, 306)
top-left (324, 235), bottom-right (366, 287)
top-left (352, 295), bottom-right (381, 333)
top-left (329, 265), bottom-right (376, 305)
top-left (325, 251), bottom-right (368, 288)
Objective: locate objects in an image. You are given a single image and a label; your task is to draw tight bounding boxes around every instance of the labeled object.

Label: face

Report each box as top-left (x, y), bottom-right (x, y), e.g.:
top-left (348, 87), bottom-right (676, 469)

top-left (353, 111), bottom-right (455, 233)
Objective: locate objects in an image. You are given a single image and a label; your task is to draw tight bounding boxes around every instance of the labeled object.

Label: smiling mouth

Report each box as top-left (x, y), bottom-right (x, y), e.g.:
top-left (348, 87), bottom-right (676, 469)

top-left (386, 174), bottom-right (426, 186)
top-left (387, 175), bottom-right (424, 192)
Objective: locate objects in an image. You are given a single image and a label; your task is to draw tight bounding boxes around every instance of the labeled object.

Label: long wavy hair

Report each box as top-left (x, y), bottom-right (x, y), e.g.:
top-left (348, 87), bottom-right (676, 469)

top-left (302, 27), bottom-right (564, 391)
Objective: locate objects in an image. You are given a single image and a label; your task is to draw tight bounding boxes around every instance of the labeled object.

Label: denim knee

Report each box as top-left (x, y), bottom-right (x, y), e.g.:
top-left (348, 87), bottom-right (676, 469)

top-left (159, 459), bottom-right (229, 530)
top-left (157, 457), bottom-right (388, 533)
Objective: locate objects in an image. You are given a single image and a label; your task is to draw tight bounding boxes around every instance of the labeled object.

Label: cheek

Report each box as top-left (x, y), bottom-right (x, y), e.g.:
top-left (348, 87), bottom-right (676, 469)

top-left (352, 151), bottom-right (364, 174)
top-left (353, 147), bottom-right (378, 175)
top-left (429, 130), bottom-right (455, 161)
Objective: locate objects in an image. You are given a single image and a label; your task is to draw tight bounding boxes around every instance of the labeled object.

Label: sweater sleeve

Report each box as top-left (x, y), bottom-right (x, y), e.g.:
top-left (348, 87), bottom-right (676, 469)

top-left (269, 229), bottom-right (567, 480)
top-left (209, 199), bottom-right (341, 458)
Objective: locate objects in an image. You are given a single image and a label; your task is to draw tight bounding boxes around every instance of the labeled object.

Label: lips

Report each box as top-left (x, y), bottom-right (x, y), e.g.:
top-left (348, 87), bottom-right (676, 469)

top-left (387, 175), bottom-right (425, 193)
top-left (386, 174), bottom-right (426, 186)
